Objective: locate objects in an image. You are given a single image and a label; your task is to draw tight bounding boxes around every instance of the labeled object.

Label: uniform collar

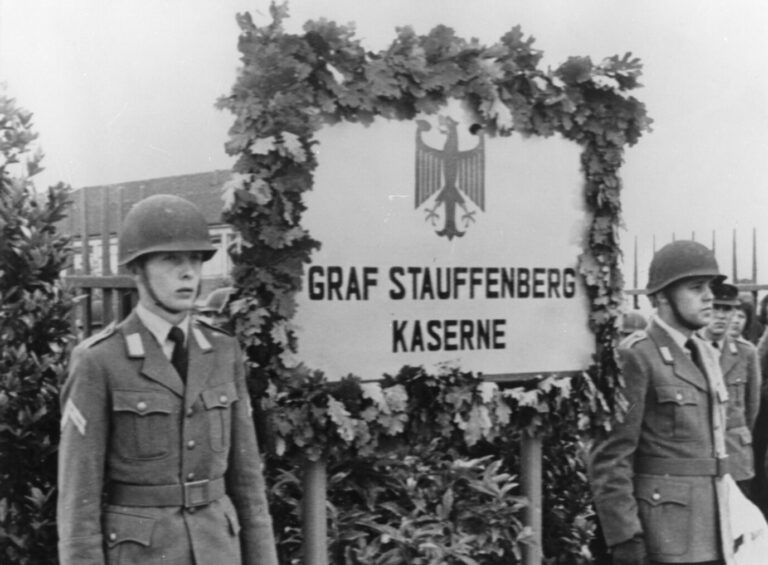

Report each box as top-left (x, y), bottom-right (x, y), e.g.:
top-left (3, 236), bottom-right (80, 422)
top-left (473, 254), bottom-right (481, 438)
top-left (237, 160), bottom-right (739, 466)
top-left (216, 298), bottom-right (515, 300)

top-left (651, 313), bottom-right (689, 352)
top-left (135, 302), bottom-right (190, 347)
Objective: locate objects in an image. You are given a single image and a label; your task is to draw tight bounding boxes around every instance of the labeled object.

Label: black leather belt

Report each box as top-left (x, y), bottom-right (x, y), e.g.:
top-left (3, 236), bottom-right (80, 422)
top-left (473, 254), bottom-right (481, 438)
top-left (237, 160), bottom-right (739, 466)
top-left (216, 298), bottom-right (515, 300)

top-left (108, 478), bottom-right (225, 508)
top-left (635, 456), bottom-right (729, 478)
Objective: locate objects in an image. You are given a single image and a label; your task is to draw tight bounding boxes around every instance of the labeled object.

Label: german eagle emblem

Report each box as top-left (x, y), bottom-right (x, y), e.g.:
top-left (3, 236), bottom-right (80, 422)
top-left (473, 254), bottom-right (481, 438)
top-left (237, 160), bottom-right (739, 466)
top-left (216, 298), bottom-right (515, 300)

top-left (415, 116), bottom-right (485, 240)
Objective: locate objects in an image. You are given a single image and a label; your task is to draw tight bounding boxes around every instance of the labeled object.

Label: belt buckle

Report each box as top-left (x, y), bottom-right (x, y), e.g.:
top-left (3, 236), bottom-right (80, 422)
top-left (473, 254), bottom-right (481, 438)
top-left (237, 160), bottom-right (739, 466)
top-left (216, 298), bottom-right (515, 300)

top-left (716, 456), bottom-right (729, 478)
top-left (183, 479), bottom-right (210, 508)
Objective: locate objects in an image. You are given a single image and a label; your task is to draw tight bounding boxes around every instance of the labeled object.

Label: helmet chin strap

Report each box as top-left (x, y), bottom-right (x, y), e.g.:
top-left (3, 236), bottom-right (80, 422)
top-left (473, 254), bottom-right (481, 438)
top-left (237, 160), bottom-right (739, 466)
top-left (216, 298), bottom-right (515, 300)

top-left (138, 268), bottom-right (192, 316)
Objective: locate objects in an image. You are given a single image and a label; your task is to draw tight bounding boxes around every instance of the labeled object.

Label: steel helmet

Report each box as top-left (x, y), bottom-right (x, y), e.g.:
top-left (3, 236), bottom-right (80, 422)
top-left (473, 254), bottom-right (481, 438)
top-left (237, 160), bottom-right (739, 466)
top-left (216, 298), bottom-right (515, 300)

top-left (118, 194), bottom-right (216, 266)
top-left (646, 240), bottom-right (724, 295)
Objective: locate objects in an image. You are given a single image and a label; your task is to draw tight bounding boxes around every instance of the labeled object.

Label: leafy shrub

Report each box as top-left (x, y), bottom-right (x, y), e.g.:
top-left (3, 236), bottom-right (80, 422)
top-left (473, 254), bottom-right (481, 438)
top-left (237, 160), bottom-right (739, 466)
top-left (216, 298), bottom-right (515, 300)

top-left (0, 90), bottom-right (74, 564)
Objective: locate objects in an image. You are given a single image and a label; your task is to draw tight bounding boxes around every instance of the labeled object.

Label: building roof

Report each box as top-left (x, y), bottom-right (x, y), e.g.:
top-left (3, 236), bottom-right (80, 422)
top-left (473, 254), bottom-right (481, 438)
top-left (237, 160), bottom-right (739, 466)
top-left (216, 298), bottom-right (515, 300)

top-left (60, 170), bottom-right (232, 238)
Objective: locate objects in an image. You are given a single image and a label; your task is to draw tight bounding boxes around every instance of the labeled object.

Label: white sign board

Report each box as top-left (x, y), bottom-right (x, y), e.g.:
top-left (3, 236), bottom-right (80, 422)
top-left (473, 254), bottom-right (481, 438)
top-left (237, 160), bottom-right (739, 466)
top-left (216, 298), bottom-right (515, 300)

top-left (293, 107), bottom-right (594, 381)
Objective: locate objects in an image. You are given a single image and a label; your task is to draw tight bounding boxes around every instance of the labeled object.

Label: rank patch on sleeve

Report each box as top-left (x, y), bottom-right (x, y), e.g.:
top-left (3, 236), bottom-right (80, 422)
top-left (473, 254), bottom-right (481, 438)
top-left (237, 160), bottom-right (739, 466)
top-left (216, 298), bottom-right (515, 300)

top-left (62, 399), bottom-right (87, 436)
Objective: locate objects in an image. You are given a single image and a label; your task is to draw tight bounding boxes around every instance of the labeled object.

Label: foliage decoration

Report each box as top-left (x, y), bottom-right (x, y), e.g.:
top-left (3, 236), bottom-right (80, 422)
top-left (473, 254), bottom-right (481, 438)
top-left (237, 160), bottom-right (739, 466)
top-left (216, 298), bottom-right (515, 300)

top-left (218, 3), bottom-right (650, 562)
top-left (0, 89), bottom-right (75, 564)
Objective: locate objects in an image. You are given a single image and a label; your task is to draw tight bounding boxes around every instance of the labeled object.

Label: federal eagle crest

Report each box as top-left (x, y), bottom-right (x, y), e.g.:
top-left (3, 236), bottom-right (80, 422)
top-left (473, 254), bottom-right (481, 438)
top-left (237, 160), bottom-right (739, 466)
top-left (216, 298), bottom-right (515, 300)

top-left (414, 116), bottom-right (485, 240)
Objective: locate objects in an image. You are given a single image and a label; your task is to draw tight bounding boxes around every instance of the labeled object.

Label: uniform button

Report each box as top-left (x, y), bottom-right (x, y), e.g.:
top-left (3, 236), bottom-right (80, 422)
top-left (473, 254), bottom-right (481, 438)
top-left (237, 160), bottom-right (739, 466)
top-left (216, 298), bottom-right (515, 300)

top-left (652, 492), bottom-right (661, 501)
top-left (136, 401), bottom-right (147, 411)
top-left (219, 394), bottom-right (228, 404)
top-left (675, 393), bottom-right (683, 401)
top-left (187, 472), bottom-right (195, 480)
top-left (109, 532), bottom-right (117, 541)
top-left (187, 507), bottom-right (196, 514)
top-left (186, 408), bottom-right (194, 417)
top-left (187, 440), bottom-right (196, 449)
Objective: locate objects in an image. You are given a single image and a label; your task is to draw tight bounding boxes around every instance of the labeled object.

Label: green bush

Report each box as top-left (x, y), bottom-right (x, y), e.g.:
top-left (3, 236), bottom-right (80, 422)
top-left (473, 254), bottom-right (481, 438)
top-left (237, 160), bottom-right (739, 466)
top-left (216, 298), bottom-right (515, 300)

top-left (0, 90), bottom-right (74, 564)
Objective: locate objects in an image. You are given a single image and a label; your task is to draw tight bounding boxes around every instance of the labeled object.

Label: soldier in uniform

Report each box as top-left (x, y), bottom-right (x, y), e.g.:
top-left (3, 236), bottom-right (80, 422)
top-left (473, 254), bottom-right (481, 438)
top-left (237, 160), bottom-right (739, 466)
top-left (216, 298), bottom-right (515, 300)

top-left (699, 282), bottom-right (761, 498)
top-left (57, 194), bottom-right (279, 565)
top-left (588, 240), bottom-right (731, 565)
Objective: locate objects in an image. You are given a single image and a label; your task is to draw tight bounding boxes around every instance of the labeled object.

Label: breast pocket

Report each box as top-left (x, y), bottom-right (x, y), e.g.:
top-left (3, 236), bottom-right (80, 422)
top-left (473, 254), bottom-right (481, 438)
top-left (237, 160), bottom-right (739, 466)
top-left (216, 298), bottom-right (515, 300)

top-left (112, 391), bottom-right (174, 460)
top-left (201, 382), bottom-right (238, 453)
top-left (655, 386), bottom-right (700, 441)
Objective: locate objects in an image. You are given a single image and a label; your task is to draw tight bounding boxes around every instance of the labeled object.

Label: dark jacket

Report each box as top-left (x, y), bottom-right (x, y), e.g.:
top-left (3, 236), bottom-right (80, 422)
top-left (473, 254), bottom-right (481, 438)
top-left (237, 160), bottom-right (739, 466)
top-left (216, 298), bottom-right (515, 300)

top-left (588, 320), bottom-right (728, 563)
top-left (57, 311), bottom-right (278, 565)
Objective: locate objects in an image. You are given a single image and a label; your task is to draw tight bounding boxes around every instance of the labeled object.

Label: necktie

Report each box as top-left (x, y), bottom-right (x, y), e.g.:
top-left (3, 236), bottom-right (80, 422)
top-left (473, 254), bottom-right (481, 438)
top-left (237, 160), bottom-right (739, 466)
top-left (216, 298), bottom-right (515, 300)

top-left (711, 341), bottom-right (719, 350)
top-left (168, 326), bottom-right (187, 383)
top-left (685, 338), bottom-right (705, 375)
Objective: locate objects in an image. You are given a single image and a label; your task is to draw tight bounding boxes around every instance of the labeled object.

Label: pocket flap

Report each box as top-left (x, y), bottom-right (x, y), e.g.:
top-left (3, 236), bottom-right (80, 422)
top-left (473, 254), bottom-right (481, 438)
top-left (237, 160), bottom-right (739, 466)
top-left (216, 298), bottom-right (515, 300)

top-left (732, 425), bottom-right (753, 445)
top-left (636, 478), bottom-right (691, 507)
top-left (113, 391), bottom-right (173, 416)
top-left (103, 511), bottom-right (156, 548)
top-left (202, 382), bottom-right (239, 410)
top-left (656, 386), bottom-right (698, 406)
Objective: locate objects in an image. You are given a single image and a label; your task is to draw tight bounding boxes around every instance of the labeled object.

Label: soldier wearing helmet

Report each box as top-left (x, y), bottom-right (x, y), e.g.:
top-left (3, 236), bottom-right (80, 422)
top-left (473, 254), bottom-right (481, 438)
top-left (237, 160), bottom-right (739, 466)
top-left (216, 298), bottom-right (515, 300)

top-left (57, 195), bottom-right (278, 565)
top-left (698, 283), bottom-right (760, 500)
top-left (589, 240), bottom-right (735, 564)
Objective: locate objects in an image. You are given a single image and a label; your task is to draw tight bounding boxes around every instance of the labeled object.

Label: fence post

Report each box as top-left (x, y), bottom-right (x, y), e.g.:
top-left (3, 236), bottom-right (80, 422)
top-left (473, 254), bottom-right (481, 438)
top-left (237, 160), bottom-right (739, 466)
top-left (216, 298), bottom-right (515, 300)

top-left (302, 457), bottom-right (328, 565)
top-left (521, 432), bottom-right (542, 565)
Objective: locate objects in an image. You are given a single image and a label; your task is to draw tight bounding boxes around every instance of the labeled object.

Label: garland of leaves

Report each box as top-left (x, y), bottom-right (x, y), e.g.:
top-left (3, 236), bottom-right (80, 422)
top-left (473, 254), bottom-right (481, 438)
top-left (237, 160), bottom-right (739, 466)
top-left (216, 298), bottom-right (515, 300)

top-left (217, 2), bottom-right (651, 461)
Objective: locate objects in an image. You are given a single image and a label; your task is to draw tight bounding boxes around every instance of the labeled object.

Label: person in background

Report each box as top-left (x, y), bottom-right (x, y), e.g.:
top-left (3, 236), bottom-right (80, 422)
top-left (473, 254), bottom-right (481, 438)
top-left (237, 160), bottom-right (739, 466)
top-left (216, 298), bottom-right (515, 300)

top-left (57, 194), bottom-right (278, 565)
top-left (731, 292), bottom-right (758, 342)
top-left (589, 240), bottom-right (730, 565)
top-left (620, 310), bottom-right (648, 339)
top-left (699, 282), bottom-right (760, 498)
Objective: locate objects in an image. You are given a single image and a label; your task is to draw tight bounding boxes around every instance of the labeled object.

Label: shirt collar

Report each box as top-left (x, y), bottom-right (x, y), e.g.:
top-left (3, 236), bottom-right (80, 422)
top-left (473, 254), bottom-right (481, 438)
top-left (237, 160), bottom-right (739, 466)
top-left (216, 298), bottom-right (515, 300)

top-left (135, 303), bottom-right (189, 346)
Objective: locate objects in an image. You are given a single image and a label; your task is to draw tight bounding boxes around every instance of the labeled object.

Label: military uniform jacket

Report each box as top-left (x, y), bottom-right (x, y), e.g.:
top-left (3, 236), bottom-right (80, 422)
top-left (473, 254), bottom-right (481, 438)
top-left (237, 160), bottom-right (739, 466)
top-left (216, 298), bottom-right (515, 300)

top-left (57, 311), bottom-right (279, 565)
top-left (588, 320), bottom-right (730, 563)
top-left (717, 335), bottom-right (761, 481)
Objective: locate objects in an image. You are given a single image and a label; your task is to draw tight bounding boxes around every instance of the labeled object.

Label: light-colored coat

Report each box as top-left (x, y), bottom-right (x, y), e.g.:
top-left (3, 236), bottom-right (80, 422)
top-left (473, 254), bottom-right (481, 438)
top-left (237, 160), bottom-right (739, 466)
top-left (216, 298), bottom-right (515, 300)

top-left (589, 320), bottom-right (730, 563)
top-left (57, 311), bottom-right (278, 565)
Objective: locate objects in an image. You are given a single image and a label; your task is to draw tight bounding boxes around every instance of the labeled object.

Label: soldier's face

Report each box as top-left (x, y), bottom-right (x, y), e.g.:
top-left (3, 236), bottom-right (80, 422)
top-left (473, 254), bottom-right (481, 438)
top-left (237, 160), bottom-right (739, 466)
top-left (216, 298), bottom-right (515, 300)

top-left (663, 276), bottom-right (715, 330)
top-left (706, 304), bottom-right (734, 339)
top-left (141, 251), bottom-right (203, 315)
top-left (729, 309), bottom-right (748, 338)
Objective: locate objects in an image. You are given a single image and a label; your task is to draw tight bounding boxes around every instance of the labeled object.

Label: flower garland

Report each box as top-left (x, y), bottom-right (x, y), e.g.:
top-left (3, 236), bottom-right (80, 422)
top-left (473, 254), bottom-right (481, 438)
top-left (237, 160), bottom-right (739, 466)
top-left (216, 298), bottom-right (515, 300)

top-left (217, 2), bottom-right (651, 459)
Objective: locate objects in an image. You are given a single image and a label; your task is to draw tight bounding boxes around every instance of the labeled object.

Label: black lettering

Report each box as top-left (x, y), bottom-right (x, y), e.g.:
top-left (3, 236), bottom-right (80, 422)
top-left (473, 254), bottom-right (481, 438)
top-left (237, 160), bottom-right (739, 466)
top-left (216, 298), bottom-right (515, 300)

top-left (363, 267), bottom-right (378, 300)
top-left (547, 269), bottom-right (561, 298)
top-left (486, 268), bottom-right (500, 299)
top-left (427, 320), bottom-right (442, 351)
top-left (420, 268), bottom-right (435, 300)
top-left (436, 268), bottom-right (451, 299)
top-left (460, 320), bottom-right (475, 350)
top-left (308, 265), bottom-right (324, 300)
top-left (327, 266), bottom-right (343, 300)
top-left (477, 319), bottom-right (491, 348)
top-left (563, 268), bottom-right (576, 298)
top-left (517, 268), bottom-right (530, 298)
top-left (492, 319), bottom-right (506, 349)
top-left (410, 320), bottom-right (424, 351)
top-left (501, 268), bottom-right (515, 298)
top-left (389, 267), bottom-right (405, 299)
top-left (533, 268), bottom-right (546, 298)
top-left (346, 267), bottom-right (361, 300)
top-left (453, 268), bottom-right (467, 299)
top-left (469, 267), bottom-right (483, 299)
top-left (408, 266), bottom-right (421, 300)
top-left (444, 319), bottom-right (458, 350)
top-left (392, 320), bottom-right (407, 352)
